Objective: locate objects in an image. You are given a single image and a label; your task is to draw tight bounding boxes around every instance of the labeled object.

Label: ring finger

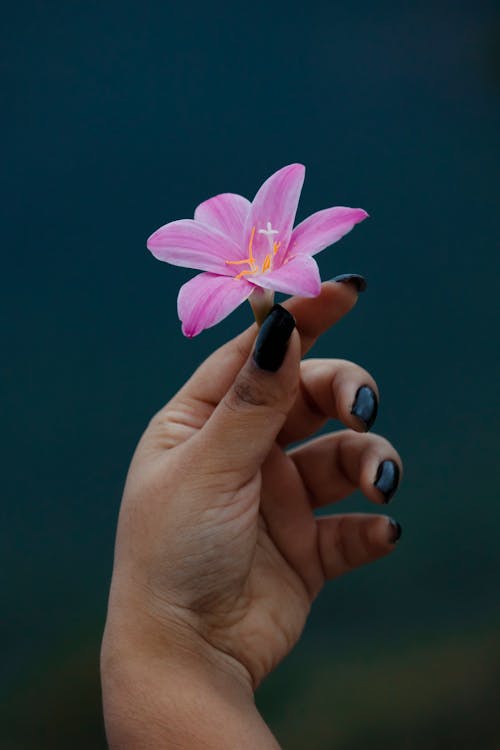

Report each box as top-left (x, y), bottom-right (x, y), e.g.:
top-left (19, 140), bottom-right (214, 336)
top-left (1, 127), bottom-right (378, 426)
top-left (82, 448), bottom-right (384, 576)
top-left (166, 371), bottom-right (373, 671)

top-left (289, 430), bottom-right (403, 506)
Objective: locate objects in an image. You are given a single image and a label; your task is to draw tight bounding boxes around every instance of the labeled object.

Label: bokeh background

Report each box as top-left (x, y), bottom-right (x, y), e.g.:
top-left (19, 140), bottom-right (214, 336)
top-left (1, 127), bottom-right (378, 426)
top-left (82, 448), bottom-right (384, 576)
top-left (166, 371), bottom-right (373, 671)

top-left (2, 0), bottom-right (499, 747)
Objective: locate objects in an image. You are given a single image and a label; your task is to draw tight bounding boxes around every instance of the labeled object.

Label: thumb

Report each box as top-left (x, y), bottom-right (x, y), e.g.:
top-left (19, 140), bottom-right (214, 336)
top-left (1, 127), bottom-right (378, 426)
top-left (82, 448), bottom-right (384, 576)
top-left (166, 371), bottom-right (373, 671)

top-left (195, 305), bottom-right (299, 484)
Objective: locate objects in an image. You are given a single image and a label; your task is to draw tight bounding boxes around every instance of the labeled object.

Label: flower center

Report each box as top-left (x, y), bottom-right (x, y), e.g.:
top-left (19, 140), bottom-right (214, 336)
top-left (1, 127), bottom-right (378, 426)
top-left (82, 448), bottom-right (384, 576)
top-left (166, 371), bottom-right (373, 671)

top-left (225, 223), bottom-right (281, 280)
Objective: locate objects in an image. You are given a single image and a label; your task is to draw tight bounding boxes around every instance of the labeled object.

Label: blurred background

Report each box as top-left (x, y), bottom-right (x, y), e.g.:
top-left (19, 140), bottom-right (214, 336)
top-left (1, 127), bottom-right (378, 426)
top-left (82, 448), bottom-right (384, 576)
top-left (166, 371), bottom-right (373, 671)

top-left (2, 0), bottom-right (499, 747)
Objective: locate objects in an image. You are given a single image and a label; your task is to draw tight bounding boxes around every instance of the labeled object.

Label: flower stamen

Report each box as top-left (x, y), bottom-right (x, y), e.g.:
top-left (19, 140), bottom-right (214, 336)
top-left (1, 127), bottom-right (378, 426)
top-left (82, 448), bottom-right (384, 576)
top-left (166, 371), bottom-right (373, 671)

top-left (226, 226), bottom-right (259, 279)
top-left (248, 225), bottom-right (256, 263)
top-left (258, 221), bottom-right (279, 256)
top-left (225, 224), bottom-right (278, 279)
top-left (258, 221), bottom-right (279, 238)
top-left (234, 268), bottom-right (259, 279)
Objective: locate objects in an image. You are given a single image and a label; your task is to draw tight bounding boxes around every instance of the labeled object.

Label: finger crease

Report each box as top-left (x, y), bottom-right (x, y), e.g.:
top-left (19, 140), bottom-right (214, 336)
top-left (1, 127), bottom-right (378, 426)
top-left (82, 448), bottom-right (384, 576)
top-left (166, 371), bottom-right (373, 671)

top-left (299, 378), bottom-right (324, 420)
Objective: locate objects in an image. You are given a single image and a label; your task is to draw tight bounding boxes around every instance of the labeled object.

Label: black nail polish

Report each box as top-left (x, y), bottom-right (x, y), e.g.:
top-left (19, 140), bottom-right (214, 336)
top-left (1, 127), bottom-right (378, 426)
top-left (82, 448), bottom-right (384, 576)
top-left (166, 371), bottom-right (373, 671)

top-left (374, 460), bottom-right (400, 503)
top-left (388, 518), bottom-right (402, 544)
top-left (253, 305), bottom-right (296, 372)
top-left (351, 385), bottom-right (378, 431)
top-left (331, 273), bottom-right (367, 292)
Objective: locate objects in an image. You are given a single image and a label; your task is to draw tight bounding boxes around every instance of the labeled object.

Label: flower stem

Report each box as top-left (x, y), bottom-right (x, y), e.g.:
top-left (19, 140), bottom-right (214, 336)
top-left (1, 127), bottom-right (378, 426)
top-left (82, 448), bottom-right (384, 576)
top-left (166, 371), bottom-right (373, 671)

top-left (249, 288), bottom-right (275, 326)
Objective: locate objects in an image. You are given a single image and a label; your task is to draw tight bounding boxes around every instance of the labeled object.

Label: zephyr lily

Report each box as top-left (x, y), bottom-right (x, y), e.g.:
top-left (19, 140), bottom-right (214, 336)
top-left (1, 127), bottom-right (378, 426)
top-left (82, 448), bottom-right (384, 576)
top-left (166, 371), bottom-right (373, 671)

top-left (147, 164), bottom-right (368, 337)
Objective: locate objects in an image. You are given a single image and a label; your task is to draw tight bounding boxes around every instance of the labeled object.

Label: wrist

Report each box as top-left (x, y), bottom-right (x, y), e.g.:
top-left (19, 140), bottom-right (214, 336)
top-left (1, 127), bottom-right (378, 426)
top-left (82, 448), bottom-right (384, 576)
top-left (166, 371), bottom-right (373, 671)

top-left (101, 587), bottom-right (279, 749)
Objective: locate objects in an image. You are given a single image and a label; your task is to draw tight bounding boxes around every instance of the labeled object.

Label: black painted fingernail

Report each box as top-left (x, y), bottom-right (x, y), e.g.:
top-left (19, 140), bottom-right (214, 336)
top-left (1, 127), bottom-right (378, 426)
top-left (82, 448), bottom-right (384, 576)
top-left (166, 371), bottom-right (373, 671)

top-left (351, 385), bottom-right (378, 431)
top-left (331, 273), bottom-right (367, 292)
top-left (388, 518), bottom-right (402, 544)
top-left (253, 304), bottom-right (296, 372)
top-left (374, 460), bottom-right (400, 503)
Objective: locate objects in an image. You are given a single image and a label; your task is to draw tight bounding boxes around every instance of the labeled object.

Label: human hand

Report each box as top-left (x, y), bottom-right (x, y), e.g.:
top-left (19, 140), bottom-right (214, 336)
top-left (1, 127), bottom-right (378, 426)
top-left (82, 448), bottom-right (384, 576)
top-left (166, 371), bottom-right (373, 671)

top-left (101, 279), bottom-right (403, 748)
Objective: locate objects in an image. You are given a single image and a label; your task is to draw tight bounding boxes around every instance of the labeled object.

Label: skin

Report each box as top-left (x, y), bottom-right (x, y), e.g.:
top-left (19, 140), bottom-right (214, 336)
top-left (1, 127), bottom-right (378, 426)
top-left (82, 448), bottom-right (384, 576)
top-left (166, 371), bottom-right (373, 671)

top-left (101, 280), bottom-right (403, 748)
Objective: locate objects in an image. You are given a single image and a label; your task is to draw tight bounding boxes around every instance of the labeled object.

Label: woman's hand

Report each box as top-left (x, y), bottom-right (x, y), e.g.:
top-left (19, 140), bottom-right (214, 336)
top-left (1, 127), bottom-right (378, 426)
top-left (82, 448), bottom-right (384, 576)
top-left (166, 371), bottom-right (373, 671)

top-left (101, 279), bottom-right (403, 748)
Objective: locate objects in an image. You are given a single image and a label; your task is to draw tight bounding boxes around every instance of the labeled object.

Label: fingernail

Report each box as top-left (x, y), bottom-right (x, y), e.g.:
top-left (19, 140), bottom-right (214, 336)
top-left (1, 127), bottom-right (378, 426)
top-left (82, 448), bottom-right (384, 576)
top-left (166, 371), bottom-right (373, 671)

top-left (388, 518), bottom-right (402, 544)
top-left (374, 460), bottom-right (400, 503)
top-left (331, 273), bottom-right (367, 292)
top-left (253, 304), bottom-right (296, 372)
top-left (351, 385), bottom-right (378, 431)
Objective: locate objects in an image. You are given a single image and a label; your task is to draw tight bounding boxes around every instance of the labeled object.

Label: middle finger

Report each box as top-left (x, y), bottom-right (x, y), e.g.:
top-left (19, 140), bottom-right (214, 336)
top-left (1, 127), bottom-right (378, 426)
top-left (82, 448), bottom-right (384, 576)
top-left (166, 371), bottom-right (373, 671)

top-left (289, 430), bottom-right (403, 506)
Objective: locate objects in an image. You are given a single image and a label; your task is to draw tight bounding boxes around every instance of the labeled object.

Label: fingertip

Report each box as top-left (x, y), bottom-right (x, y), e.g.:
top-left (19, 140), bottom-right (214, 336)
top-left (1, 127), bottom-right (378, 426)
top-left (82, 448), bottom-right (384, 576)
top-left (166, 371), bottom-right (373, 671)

top-left (368, 515), bottom-right (402, 550)
top-left (330, 273), bottom-right (368, 293)
top-left (374, 460), bottom-right (401, 503)
top-left (252, 304), bottom-right (296, 372)
top-left (325, 277), bottom-right (360, 311)
top-left (388, 517), bottom-right (402, 544)
top-left (334, 377), bottom-right (380, 435)
top-left (350, 385), bottom-right (379, 432)
top-left (317, 512), bottom-right (402, 580)
top-left (359, 445), bottom-right (403, 506)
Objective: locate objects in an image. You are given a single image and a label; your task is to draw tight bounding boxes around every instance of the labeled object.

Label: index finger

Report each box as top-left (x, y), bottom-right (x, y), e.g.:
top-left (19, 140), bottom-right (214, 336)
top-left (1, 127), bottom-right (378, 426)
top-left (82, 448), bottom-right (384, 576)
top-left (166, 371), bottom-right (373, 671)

top-left (286, 276), bottom-right (362, 355)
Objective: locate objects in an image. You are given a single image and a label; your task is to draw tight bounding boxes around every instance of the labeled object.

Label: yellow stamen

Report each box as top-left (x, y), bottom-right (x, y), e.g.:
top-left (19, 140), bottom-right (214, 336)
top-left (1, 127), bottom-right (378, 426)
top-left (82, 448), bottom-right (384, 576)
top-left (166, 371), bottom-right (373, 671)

top-left (262, 254), bottom-right (272, 272)
top-left (273, 241), bottom-right (280, 255)
top-left (225, 226), bottom-right (260, 279)
top-left (235, 268), bottom-right (258, 280)
top-left (248, 225), bottom-right (256, 262)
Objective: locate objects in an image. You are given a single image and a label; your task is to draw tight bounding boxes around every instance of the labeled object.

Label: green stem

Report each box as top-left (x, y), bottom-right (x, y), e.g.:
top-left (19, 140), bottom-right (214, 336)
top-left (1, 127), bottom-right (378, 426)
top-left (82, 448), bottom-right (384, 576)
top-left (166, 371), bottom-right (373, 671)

top-left (249, 288), bottom-right (275, 326)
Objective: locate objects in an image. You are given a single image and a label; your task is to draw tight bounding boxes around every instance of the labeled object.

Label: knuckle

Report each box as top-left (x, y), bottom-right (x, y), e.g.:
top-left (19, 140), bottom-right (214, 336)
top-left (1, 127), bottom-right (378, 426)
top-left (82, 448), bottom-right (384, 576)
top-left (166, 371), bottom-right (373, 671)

top-left (367, 432), bottom-right (396, 456)
top-left (222, 369), bottom-right (295, 418)
top-left (234, 335), bottom-right (254, 362)
top-left (233, 376), bottom-right (268, 407)
top-left (222, 375), bottom-right (268, 412)
top-left (342, 364), bottom-right (374, 391)
top-left (335, 517), bottom-right (358, 569)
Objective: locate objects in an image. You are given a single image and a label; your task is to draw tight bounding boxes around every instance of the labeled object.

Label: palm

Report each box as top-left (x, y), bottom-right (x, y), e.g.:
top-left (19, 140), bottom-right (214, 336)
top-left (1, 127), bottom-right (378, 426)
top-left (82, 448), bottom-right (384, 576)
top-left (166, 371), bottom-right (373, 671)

top-left (196, 445), bottom-right (320, 689)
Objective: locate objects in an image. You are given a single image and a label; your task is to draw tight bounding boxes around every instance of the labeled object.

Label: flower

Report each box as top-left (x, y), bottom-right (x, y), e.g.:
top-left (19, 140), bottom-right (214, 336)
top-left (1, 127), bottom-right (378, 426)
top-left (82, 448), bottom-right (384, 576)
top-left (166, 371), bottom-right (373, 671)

top-left (147, 164), bottom-right (368, 337)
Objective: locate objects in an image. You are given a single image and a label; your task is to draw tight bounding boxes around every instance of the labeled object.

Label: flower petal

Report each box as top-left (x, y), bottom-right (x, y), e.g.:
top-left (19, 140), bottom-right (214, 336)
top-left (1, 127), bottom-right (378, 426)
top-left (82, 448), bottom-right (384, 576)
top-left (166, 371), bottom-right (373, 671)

top-left (256, 254), bottom-right (321, 298)
top-left (147, 219), bottom-right (242, 274)
top-left (194, 193), bottom-right (251, 247)
top-left (288, 207), bottom-right (368, 257)
top-left (177, 272), bottom-right (254, 337)
top-left (244, 164), bottom-right (305, 265)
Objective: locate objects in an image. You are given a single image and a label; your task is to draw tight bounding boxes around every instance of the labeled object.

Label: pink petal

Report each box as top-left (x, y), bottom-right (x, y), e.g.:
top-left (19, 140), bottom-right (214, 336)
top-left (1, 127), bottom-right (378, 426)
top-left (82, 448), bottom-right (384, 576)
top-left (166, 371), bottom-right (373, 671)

top-left (177, 272), bottom-right (254, 337)
top-left (256, 254), bottom-right (321, 298)
top-left (244, 164), bottom-right (305, 266)
top-left (194, 193), bottom-right (251, 246)
top-left (147, 219), bottom-right (242, 275)
top-left (288, 207), bottom-right (368, 257)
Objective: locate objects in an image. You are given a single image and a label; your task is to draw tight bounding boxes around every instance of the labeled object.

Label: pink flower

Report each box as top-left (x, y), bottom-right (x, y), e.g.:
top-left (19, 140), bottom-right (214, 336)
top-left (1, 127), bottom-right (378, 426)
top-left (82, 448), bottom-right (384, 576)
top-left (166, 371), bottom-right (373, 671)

top-left (147, 164), bottom-right (368, 337)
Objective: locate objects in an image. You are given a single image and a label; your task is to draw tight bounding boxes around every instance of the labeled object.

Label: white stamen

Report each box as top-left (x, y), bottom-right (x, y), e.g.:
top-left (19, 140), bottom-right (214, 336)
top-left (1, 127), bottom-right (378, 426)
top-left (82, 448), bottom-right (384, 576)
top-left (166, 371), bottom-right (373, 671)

top-left (258, 221), bottom-right (279, 237)
top-left (258, 221), bottom-right (279, 253)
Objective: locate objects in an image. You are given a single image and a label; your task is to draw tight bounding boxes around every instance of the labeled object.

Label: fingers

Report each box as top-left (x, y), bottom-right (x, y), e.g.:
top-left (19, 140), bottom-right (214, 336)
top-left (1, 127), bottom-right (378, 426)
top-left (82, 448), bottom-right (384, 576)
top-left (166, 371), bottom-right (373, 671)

top-left (289, 430), bottom-right (403, 506)
top-left (170, 279), bottom-right (360, 411)
top-left (317, 513), bottom-right (402, 580)
top-left (278, 358), bottom-right (379, 445)
top-left (192, 306), bottom-right (302, 485)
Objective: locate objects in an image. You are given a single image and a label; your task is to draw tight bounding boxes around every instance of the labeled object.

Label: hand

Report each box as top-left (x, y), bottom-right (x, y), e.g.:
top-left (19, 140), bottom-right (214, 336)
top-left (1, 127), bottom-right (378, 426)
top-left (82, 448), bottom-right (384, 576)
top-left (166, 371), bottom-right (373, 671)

top-left (101, 280), bottom-right (403, 748)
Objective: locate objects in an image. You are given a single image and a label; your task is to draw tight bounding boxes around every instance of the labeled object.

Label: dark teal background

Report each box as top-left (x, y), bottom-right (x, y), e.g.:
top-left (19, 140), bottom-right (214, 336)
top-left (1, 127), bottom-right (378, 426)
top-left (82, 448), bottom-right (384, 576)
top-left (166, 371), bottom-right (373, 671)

top-left (2, 1), bottom-right (499, 747)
